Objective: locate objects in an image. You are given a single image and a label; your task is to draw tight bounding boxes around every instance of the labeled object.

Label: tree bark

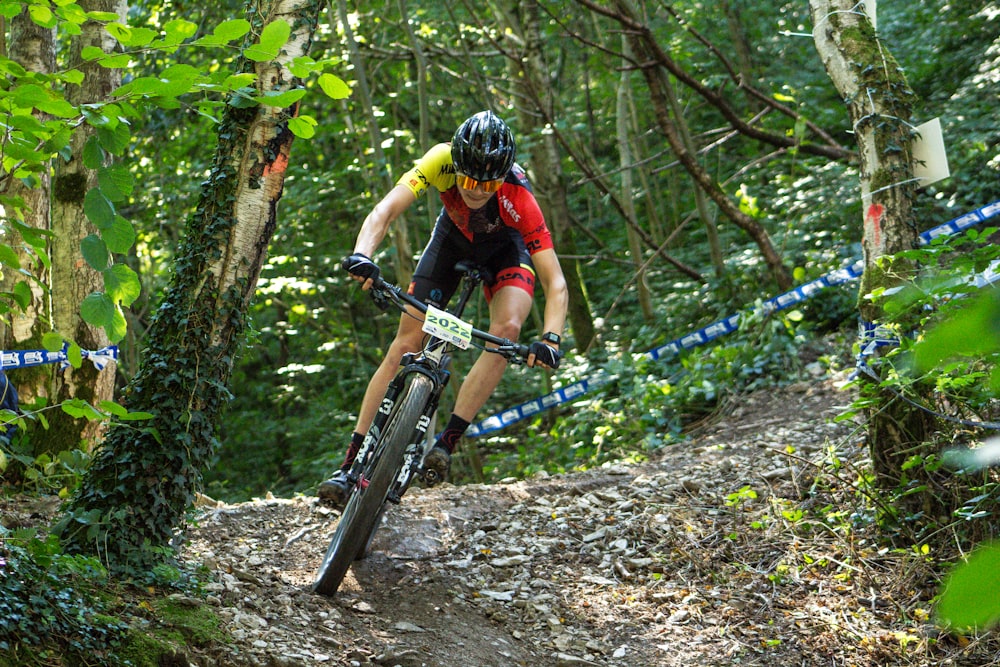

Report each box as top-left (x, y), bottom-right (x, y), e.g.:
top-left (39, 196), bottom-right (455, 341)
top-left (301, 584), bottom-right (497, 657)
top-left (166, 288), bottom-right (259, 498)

top-left (1, 8), bottom-right (55, 409)
top-left (59, 0), bottom-right (326, 572)
top-left (499, 0), bottom-right (597, 352)
top-left (810, 0), bottom-right (936, 498)
top-left (335, 0), bottom-right (414, 284)
top-left (48, 0), bottom-right (126, 452)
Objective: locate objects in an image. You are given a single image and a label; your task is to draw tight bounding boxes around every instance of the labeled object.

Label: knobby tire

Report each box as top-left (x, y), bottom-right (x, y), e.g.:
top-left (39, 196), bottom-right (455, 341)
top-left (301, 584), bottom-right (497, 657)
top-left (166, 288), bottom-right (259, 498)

top-left (312, 374), bottom-right (434, 596)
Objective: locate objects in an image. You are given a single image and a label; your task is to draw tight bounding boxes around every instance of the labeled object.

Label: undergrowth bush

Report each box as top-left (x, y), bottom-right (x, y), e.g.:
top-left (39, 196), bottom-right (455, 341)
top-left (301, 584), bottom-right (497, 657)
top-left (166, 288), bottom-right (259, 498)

top-left (0, 529), bottom-right (127, 664)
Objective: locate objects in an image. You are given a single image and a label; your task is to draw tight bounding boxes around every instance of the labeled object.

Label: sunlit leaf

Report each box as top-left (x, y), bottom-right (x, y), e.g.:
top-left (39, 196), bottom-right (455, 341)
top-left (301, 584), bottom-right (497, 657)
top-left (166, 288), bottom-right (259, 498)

top-left (937, 542), bottom-right (1000, 632)
top-left (244, 20), bottom-right (290, 62)
top-left (317, 73), bottom-right (351, 99)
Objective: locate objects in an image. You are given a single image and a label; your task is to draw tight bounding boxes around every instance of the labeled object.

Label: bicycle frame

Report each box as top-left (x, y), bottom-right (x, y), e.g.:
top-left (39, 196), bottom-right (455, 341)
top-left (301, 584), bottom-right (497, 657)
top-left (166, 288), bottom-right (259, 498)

top-left (313, 262), bottom-right (529, 595)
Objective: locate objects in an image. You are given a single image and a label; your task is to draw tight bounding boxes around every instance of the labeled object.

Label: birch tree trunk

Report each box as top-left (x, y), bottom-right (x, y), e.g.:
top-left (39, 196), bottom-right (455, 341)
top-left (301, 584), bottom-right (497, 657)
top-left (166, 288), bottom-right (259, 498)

top-left (1, 8), bottom-right (55, 409)
top-left (59, 0), bottom-right (326, 572)
top-left (48, 0), bottom-right (126, 451)
top-left (810, 0), bottom-right (936, 500)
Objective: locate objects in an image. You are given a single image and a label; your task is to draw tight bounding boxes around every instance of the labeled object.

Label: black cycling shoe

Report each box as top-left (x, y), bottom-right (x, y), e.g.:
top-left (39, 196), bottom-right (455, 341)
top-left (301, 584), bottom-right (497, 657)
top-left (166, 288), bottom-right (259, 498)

top-left (317, 469), bottom-right (353, 506)
top-left (422, 445), bottom-right (451, 487)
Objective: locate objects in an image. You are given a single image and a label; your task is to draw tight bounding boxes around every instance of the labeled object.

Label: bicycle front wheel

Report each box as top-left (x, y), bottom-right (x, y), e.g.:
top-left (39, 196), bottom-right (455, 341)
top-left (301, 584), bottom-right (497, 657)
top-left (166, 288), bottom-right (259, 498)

top-left (312, 374), bottom-right (434, 596)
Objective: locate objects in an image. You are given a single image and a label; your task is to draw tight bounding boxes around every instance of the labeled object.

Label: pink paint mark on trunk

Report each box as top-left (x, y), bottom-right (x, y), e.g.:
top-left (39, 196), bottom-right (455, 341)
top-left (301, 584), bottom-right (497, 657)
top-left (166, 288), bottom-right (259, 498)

top-left (866, 203), bottom-right (885, 248)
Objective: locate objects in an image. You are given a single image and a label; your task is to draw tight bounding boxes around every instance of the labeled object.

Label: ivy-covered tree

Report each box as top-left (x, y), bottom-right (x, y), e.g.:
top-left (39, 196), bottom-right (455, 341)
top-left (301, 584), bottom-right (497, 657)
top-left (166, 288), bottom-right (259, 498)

top-left (57, 0), bottom-right (347, 574)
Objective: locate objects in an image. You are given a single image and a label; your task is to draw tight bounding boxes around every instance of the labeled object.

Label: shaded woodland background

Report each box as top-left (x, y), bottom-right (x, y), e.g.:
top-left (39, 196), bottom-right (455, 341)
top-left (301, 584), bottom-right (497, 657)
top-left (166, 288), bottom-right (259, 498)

top-left (185, 0), bottom-right (998, 501)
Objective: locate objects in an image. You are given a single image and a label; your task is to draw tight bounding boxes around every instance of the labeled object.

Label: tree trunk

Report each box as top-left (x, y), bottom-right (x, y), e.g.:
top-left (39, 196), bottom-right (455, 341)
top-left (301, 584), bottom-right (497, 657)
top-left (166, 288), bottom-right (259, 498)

top-left (48, 0), bottom-right (126, 452)
top-left (617, 41), bottom-right (654, 321)
top-left (810, 0), bottom-right (936, 500)
top-left (1, 8), bottom-right (55, 409)
top-left (611, 0), bottom-right (793, 290)
top-left (59, 0), bottom-right (326, 572)
top-left (499, 1), bottom-right (597, 352)
top-left (335, 0), bottom-right (414, 284)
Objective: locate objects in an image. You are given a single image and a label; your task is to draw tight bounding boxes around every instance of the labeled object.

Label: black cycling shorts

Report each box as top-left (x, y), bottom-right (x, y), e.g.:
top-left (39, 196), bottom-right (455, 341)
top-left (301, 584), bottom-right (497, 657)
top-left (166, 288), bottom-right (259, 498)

top-left (408, 218), bottom-right (536, 308)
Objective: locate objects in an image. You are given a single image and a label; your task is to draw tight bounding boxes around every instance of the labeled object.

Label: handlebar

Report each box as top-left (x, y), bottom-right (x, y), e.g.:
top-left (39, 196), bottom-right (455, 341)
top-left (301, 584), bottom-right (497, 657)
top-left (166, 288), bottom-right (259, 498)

top-left (367, 276), bottom-right (532, 363)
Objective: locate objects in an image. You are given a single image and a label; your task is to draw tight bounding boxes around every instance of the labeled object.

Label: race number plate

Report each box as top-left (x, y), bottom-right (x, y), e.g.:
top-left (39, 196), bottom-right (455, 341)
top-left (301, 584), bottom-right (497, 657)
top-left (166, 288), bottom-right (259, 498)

top-left (423, 304), bottom-right (473, 349)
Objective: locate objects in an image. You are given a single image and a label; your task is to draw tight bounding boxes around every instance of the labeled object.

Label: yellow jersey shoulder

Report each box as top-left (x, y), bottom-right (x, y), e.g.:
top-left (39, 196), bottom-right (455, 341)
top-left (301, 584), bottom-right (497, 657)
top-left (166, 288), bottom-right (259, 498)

top-left (395, 143), bottom-right (456, 197)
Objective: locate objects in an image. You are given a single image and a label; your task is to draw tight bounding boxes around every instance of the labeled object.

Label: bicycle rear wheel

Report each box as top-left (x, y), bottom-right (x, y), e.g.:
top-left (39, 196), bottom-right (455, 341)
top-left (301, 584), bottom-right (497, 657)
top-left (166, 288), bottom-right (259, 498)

top-left (312, 374), bottom-right (434, 595)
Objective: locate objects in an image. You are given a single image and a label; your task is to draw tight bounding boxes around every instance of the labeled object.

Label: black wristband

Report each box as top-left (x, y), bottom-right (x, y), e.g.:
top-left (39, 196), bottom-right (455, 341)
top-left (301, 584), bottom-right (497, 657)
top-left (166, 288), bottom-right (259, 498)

top-left (542, 331), bottom-right (561, 345)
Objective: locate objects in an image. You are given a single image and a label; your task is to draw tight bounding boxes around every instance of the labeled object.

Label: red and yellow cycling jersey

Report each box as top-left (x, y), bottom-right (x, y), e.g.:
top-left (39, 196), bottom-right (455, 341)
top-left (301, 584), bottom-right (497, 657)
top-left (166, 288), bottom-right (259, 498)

top-left (396, 143), bottom-right (554, 255)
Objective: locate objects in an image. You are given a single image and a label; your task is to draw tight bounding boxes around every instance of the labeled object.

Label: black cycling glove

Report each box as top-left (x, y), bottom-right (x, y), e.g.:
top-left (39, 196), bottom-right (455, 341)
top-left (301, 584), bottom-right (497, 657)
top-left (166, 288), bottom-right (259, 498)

top-left (528, 341), bottom-right (562, 369)
top-left (341, 253), bottom-right (380, 282)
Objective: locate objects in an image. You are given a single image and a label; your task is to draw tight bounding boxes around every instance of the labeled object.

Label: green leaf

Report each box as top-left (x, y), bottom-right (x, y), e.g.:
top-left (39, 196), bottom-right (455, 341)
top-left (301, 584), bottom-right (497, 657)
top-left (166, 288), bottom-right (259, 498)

top-left (28, 4), bottom-right (57, 28)
top-left (81, 234), bottom-right (110, 271)
top-left (98, 400), bottom-right (128, 418)
top-left (96, 122), bottom-right (131, 156)
top-left (105, 22), bottom-right (157, 47)
top-left (228, 87), bottom-right (258, 109)
top-left (12, 282), bottom-right (32, 310)
top-left (244, 20), bottom-right (290, 62)
top-left (104, 264), bottom-right (141, 307)
top-left (937, 542), bottom-right (1000, 632)
top-left (288, 115), bottom-right (316, 139)
top-left (12, 84), bottom-right (77, 118)
top-left (84, 188), bottom-right (116, 229)
top-left (97, 164), bottom-right (134, 202)
top-left (255, 87), bottom-right (306, 109)
top-left (0, 243), bottom-right (20, 269)
top-left (317, 73), bottom-right (351, 100)
top-left (82, 135), bottom-right (104, 169)
top-left (42, 332), bottom-right (64, 352)
top-left (101, 216), bottom-right (137, 255)
top-left (158, 19), bottom-right (198, 47)
top-left (80, 292), bottom-right (114, 328)
top-left (192, 19), bottom-right (250, 46)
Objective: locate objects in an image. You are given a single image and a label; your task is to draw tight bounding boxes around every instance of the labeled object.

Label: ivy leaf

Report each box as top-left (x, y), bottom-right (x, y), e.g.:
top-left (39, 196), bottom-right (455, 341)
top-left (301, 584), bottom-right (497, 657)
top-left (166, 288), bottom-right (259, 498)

top-left (84, 188), bottom-right (116, 229)
top-left (244, 20), bottom-right (290, 62)
top-left (81, 234), bottom-right (110, 271)
top-left (317, 73), bottom-right (351, 100)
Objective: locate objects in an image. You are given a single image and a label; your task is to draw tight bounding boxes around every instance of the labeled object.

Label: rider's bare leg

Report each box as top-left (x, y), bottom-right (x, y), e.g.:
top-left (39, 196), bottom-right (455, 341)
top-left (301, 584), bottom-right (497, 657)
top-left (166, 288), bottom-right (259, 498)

top-left (451, 285), bottom-right (533, 423)
top-left (353, 306), bottom-right (425, 438)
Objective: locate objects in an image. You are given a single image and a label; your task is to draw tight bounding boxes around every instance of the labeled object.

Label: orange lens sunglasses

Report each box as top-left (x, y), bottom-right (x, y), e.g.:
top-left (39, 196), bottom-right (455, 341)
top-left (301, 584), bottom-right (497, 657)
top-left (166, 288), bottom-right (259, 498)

top-left (455, 173), bottom-right (504, 193)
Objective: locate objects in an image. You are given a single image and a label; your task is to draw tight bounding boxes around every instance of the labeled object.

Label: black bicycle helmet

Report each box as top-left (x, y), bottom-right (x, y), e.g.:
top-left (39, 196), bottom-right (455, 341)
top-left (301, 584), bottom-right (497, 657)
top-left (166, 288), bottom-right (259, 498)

top-left (450, 110), bottom-right (516, 182)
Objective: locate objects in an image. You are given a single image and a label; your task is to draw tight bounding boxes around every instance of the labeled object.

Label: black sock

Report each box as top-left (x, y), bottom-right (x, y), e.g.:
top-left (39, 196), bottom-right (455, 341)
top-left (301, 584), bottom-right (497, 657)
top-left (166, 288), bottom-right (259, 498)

top-left (437, 414), bottom-right (470, 454)
top-left (341, 431), bottom-right (365, 469)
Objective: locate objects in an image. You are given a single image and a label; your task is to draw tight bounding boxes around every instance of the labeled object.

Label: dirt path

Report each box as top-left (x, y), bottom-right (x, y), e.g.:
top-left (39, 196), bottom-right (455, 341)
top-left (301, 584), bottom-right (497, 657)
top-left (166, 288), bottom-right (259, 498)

top-left (180, 375), bottom-right (997, 666)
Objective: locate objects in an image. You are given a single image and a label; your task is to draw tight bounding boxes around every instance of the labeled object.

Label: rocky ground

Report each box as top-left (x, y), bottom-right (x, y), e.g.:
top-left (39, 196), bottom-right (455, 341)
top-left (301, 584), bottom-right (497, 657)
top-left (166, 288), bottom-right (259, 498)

top-left (174, 373), bottom-right (1000, 667)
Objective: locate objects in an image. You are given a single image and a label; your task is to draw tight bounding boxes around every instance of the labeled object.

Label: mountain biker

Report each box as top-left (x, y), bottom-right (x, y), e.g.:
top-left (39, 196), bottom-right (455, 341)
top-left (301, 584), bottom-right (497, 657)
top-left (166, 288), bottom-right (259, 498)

top-left (318, 110), bottom-right (569, 504)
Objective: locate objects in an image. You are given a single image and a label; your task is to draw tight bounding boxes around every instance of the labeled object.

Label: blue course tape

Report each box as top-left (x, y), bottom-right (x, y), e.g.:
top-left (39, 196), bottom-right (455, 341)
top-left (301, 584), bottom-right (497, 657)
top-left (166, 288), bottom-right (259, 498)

top-left (466, 200), bottom-right (1000, 438)
top-left (1, 345), bottom-right (119, 371)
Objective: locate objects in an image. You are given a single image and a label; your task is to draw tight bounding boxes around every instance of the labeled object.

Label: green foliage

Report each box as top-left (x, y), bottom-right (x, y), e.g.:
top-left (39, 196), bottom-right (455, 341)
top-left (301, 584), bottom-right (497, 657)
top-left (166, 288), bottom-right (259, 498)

top-left (0, 529), bottom-right (128, 661)
top-left (936, 541), bottom-right (1000, 633)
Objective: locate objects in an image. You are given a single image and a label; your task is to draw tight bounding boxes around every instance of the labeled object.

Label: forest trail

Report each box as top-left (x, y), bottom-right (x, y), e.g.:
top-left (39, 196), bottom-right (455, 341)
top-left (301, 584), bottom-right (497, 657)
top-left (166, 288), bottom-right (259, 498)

top-left (176, 373), bottom-right (990, 666)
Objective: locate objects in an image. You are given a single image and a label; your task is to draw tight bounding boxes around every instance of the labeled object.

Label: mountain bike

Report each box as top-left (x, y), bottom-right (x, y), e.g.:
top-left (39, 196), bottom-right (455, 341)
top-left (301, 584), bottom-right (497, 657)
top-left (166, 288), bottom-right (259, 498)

top-left (312, 261), bottom-right (529, 596)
